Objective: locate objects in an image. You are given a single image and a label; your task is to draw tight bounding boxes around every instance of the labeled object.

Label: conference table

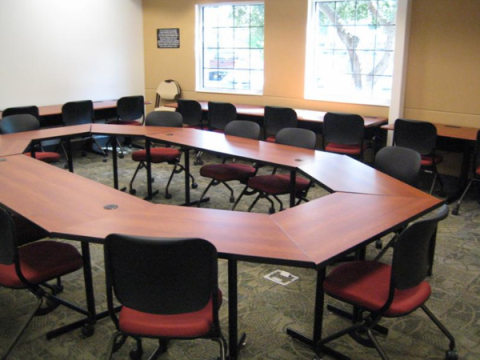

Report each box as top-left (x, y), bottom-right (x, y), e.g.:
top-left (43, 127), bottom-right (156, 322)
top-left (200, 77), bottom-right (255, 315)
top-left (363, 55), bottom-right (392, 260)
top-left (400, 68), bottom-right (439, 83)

top-left (0, 124), bottom-right (442, 360)
top-left (165, 101), bottom-right (388, 128)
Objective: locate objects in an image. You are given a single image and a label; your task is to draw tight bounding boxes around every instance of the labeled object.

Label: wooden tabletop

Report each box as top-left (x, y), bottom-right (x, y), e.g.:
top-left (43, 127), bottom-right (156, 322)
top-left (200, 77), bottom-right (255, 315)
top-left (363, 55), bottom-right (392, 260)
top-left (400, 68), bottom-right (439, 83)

top-left (381, 122), bottom-right (480, 141)
top-left (0, 138), bottom-right (30, 157)
top-left (165, 101), bottom-right (387, 128)
top-left (149, 127), bottom-right (318, 169)
top-left (91, 123), bottom-right (174, 137)
top-left (271, 192), bottom-right (442, 268)
top-left (0, 124), bottom-right (92, 141)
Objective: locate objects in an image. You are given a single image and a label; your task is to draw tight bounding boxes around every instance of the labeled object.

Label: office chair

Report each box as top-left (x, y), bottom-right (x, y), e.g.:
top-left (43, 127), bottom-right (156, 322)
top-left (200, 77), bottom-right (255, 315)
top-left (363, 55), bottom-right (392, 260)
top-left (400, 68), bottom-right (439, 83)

top-left (197, 120), bottom-right (261, 207)
top-left (373, 146), bottom-right (422, 249)
top-left (232, 128), bottom-right (316, 214)
top-left (177, 99), bottom-right (205, 164)
top-left (316, 204), bottom-right (457, 360)
top-left (129, 111), bottom-right (197, 199)
top-left (264, 106), bottom-right (298, 142)
top-left (0, 114), bottom-right (61, 164)
top-left (452, 129), bottom-right (480, 215)
top-left (103, 234), bottom-right (226, 360)
top-left (106, 96), bottom-right (146, 158)
top-left (393, 119), bottom-right (445, 195)
top-left (154, 79), bottom-right (181, 111)
top-left (2, 105), bottom-right (40, 119)
top-left (0, 206), bottom-right (89, 360)
top-left (207, 102), bottom-right (237, 132)
top-left (62, 100), bottom-right (107, 163)
top-left (322, 112), bottom-right (365, 161)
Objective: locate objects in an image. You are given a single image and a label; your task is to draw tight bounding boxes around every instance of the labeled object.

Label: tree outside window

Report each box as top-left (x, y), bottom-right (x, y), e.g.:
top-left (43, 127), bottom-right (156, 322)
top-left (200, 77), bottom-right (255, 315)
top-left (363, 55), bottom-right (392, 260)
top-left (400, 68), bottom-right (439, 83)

top-left (197, 3), bottom-right (264, 94)
top-left (306, 0), bottom-right (397, 105)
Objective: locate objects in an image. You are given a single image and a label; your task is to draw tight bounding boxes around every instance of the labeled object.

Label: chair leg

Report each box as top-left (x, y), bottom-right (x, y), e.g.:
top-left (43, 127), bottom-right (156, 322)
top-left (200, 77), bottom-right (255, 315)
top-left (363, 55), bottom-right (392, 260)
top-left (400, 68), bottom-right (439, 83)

top-left (129, 162), bottom-right (145, 195)
top-left (231, 185), bottom-right (249, 211)
top-left (247, 193), bottom-right (263, 212)
top-left (213, 336), bottom-right (227, 360)
top-left (316, 321), bottom-right (365, 348)
top-left (129, 337), bottom-right (143, 360)
top-left (421, 305), bottom-right (456, 353)
top-left (165, 163), bottom-right (181, 199)
top-left (366, 328), bottom-right (389, 360)
top-left (148, 339), bottom-right (168, 360)
top-left (91, 136), bottom-right (108, 161)
top-left (272, 194), bottom-right (284, 212)
top-left (104, 331), bottom-right (127, 360)
top-left (198, 179), bottom-right (215, 207)
top-left (223, 182), bottom-right (235, 203)
top-left (452, 178), bottom-right (477, 215)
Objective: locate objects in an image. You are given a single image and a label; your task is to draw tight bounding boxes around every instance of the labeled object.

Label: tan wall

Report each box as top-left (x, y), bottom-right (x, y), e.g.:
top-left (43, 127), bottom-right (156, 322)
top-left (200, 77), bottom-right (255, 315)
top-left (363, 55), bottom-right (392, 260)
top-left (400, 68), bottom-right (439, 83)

top-left (143, 0), bottom-right (480, 129)
top-left (405, 0), bottom-right (480, 127)
top-left (142, 0), bottom-right (388, 117)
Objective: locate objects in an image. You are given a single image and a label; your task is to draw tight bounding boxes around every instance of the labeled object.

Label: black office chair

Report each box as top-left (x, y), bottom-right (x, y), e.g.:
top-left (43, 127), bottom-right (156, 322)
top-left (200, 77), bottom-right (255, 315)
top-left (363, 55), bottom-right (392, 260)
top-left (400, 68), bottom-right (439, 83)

top-left (154, 79), bottom-right (181, 111)
top-left (323, 112), bottom-right (365, 161)
top-left (208, 102), bottom-right (237, 132)
top-left (452, 129), bottom-right (480, 215)
top-left (103, 234), bottom-right (226, 360)
top-left (264, 106), bottom-right (298, 142)
top-left (107, 96), bottom-right (146, 157)
top-left (2, 105), bottom-right (40, 119)
top-left (177, 99), bottom-right (205, 165)
top-left (0, 114), bottom-right (61, 164)
top-left (393, 119), bottom-right (445, 195)
top-left (232, 128), bottom-right (316, 213)
top-left (62, 100), bottom-right (107, 162)
top-left (198, 120), bottom-right (261, 207)
top-left (316, 204), bottom-right (457, 360)
top-left (0, 206), bottom-right (89, 359)
top-left (129, 111), bottom-right (197, 199)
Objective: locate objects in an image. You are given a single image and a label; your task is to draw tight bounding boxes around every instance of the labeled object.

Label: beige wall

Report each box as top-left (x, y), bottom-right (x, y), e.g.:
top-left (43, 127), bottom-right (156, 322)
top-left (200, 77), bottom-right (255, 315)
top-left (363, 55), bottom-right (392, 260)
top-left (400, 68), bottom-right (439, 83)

top-left (143, 0), bottom-right (480, 128)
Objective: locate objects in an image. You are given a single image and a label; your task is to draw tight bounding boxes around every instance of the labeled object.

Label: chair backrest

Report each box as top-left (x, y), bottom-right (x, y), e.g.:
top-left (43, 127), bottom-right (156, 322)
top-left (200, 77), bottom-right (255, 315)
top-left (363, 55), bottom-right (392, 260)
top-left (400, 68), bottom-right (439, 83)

top-left (225, 120), bottom-right (261, 140)
top-left (177, 99), bottom-right (203, 127)
top-left (323, 112), bottom-right (364, 145)
top-left (0, 114), bottom-right (40, 134)
top-left (393, 119), bottom-right (437, 156)
top-left (117, 96), bottom-right (145, 123)
top-left (391, 204), bottom-right (448, 291)
top-left (375, 146), bottom-right (421, 186)
top-left (104, 234), bottom-right (219, 315)
top-left (276, 128), bottom-right (316, 150)
top-left (264, 106), bottom-right (298, 138)
top-left (2, 106), bottom-right (40, 119)
top-left (155, 80), bottom-right (181, 107)
top-left (208, 102), bottom-right (237, 131)
top-left (62, 100), bottom-right (94, 126)
top-left (145, 111), bottom-right (183, 128)
top-left (0, 206), bottom-right (17, 266)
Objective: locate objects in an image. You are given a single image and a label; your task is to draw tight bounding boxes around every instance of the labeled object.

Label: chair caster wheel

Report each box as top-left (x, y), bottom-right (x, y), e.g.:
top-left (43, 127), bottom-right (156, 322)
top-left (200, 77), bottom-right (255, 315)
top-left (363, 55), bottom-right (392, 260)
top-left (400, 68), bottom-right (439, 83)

top-left (192, 183), bottom-right (198, 189)
top-left (119, 154), bottom-right (124, 159)
top-left (165, 193), bottom-right (172, 199)
top-left (375, 240), bottom-right (383, 249)
top-left (102, 157), bottom-right (107, 163)
top-left (129, 347), bottom-right (143, 360)
top-left (81, 324), bottom-right (95, 337)
top-left (194, 160), bottom-right (204, 165)
top-left (451, 208), bottom-right (459, 216)
top-left (129, 189), bottom-right (137, 195)
top-left (229, 196), bottom-right (235, 203)
top-left (52, 283), bottom-right (64, 295)
top-left (445, 350), bottom-right (458, 360)
top-left (151, 177), bottom-right (155, 183)
top-left (81, 151), bottom-right (87, 157)
top-left (268, 208), bottom-right (275, 214)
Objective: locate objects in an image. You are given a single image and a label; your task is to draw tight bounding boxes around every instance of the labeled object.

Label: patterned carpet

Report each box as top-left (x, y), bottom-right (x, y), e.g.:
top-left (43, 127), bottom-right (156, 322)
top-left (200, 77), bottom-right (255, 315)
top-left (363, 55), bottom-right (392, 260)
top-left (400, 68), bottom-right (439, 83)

top-left (1, 144), bottom-right (480, 360)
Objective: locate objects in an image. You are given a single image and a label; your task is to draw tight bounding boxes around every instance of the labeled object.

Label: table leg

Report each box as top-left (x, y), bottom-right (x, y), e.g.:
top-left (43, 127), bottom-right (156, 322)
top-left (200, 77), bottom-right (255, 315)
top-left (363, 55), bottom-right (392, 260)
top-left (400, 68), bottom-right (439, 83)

top-left (144, 138), bottom-right (159, 200)
top-left (111, 135), bottom-right (119, 190)
top-left (289, 169), bottom-right (296, 208)
top-left (180, 148), bottom-right (209, 206)
top-left (228, 259), bottom-right (246, 360)
top-left (65, 138), bottom-right (74, 173)
top-left (448, 140), bottom-right (474, 205)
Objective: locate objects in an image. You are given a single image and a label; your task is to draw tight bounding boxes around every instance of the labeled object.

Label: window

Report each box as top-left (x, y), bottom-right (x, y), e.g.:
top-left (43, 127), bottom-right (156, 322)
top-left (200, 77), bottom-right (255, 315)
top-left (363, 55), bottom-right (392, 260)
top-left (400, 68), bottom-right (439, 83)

top-left (196, 3), bottom-right (264, 95)
top-left (305, 0), bottom-right (397, 106)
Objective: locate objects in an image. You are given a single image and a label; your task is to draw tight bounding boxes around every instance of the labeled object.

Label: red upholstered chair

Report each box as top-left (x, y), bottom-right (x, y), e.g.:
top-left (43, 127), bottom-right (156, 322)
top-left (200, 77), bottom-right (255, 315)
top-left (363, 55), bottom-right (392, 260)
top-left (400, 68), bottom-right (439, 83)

top-left (316, 204), bottom-right (457, 360)
top-left (0, 206), bottom-right (88, 359)
top-left (197, 120), bottom-right (261, 207)
top-left (264, 106), bottom-right (297, 143)
top-left (128, 111), bottom-right (197, 199)
top-left (0, 114), bottom-right (61, 163)
top-left (393, 119), bottom-right (445, 195)
top-left (103, 234), bottom-right (226, 360)
top-left (452, 130), bottom-right (480, 215)
top-left (322, 112), bottom-right (366, 161)
top-left (208, 101), bottom-right (237, 133)
top-left (232, 128), bottom-right (316, 214)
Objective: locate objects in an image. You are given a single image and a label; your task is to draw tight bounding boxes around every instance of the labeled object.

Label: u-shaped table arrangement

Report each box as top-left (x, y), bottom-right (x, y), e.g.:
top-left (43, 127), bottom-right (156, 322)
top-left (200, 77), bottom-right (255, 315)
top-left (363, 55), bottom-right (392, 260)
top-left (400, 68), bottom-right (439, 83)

top-left (0, 123), bottom-right (442, 359)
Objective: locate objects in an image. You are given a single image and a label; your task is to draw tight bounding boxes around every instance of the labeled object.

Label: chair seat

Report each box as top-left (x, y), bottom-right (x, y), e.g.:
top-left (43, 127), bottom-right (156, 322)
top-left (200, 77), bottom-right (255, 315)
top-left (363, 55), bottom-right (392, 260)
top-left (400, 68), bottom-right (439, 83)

top-left (212, 129), bottom-right (224, 134)
top-left (476, 166), bottom-right (480, 176)
top-left (131, 147), bottom-right (181, 163)
top-left (107, 120), bottom-right (142, 126)
top-left (323, 260), bottom-right (431, 317)
top-left (248, 174), bottom-right (310, 195)
top-left (119, 292), bottom-right (222, 338)
top-left (325, 143), bottom-right (365, 155)
top-left (265, 136), bottom-right (275, 143)
top-left (184, 124), bottom-right (204, 130)
top-left (421, 154), bottom-right (443, 166)
top-left (25, 152), bottom-right (61, 163)
top-left (0, 241), bottom-right (83, 288)
top-left (200, 163), bottom-right (256, 182)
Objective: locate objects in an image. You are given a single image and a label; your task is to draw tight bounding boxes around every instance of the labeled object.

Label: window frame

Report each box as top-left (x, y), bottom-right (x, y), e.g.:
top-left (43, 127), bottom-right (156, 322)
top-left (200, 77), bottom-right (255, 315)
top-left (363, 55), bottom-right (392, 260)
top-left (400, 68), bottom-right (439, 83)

top-left (304, 0), bottom-right (402, 106)
top-left (195, 1), bottom-right (265, 96)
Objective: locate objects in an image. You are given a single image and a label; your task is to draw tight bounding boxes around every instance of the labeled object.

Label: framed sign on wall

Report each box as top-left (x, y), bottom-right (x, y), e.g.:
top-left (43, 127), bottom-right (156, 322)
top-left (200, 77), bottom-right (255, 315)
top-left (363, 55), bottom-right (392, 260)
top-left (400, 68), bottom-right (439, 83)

top-left (157, 28), bottom-right (180, 49)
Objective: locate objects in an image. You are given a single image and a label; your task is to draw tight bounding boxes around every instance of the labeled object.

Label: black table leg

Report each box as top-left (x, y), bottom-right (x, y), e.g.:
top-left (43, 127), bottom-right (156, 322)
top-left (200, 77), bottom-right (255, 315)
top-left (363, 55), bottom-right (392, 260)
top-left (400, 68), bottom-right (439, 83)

top-left (289, 169), bottom-right (296, 208)
top-left (144, 138), bottom-right (159, 200)
top-left (180, 148), bottom-right (209, 206)
top-left (65, 138), bottom-right (74, 173)
top-left (228, 259), bottom-right (246, 360)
